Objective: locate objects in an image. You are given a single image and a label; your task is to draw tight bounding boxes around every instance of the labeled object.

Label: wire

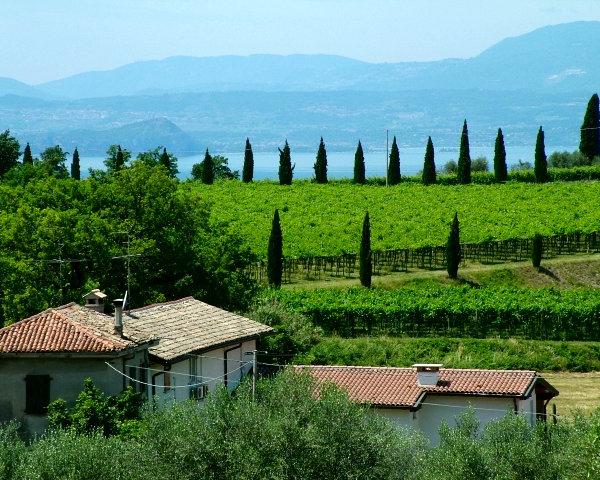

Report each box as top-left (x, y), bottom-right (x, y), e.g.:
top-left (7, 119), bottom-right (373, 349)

top-left (105, 361), bottom-right (247, 388)
top-left (126, 363), bottom-right (250, 381)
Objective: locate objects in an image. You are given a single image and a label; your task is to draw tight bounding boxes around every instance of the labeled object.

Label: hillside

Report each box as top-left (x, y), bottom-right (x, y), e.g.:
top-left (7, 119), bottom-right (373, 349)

top-left (34, 21), bottom-right (600, 98)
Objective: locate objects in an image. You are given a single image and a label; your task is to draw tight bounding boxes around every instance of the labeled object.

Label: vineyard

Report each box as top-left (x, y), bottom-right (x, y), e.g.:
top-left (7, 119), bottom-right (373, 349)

top-left (263, 286), bottom-right (600, 340)
top-left (190, 180), bottom-right (600, 258)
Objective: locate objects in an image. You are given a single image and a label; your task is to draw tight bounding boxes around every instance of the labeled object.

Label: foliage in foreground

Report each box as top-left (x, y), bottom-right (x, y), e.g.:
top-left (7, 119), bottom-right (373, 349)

top-left (299, 335), bottom-right (600, 372)
top-left (2, 372), bottom-right (600, 479)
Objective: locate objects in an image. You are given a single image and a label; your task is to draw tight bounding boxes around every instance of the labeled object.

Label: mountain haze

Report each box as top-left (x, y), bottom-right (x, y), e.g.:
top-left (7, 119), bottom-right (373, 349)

top-left (33, 21), bottom-right (600, 99)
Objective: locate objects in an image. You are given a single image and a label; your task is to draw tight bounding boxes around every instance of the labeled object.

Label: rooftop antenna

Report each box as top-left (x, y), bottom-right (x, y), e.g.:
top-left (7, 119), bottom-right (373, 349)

top-left (112, 231), bottom-right (139, 311)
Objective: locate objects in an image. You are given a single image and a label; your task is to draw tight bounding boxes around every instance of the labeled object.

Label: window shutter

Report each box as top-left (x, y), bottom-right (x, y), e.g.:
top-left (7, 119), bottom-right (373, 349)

top-left (25, 375), bottom-right (51, 415)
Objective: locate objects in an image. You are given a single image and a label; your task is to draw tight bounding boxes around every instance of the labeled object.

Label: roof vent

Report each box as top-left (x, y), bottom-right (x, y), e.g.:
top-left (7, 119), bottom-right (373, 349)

top-left (82, 289), bottom-right (107, 313)
top-left (113, 299), bottom-right (124, 337)
top-left (414, 364), bottom-right (443, 386)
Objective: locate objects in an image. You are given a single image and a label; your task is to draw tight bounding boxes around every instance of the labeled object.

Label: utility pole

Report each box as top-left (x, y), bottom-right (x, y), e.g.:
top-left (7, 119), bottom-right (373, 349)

top-left (386, 129), bottom-right (389, 187)
top-left (252, 349), bottom-right (257, 401)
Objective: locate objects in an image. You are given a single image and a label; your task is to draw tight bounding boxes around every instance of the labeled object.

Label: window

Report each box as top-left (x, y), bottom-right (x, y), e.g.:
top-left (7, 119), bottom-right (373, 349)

top-left (25, 375), bottom-right (51, 415)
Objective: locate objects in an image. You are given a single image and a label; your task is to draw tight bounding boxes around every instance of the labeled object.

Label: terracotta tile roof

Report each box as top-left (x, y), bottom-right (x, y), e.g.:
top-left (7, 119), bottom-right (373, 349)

top-left (123, 297), bottom-right (273, 362)
top-left (0, 303), bottom-right (151, 355)
top-left (297, 365), bottom-right (541, 408)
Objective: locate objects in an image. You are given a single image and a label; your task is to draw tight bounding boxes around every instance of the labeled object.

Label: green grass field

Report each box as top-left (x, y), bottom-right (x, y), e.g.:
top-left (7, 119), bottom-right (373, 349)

top-left (190, 180), bottom-right (600, 257)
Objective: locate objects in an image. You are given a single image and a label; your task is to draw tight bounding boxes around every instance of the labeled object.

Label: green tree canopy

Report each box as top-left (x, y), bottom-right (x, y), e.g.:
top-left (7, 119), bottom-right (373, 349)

top-left (493, 128), bottom-right (508, 182)
top-left (422, 136), bottom-right (436, 185)
top-left (242, 138), bottom-right (254, 183)
top-left (314, 137), bottom-right (328, 183)
top-left (457, 120), bottom-right (471, 184)
top-left (136, 147), bottom-right (178, 177)
top-left (192, 154), bottom-right (238, 181)
top-left (104, 145), bottom-right (130, 173)
top-left (387, 136), bottom-right (401, 185)
top-left (0, 130), bottom-right (20, 177)
top-left (40, 145), bottom-right (69, 178)
top-left (580, 93), bottom-right (600, 161)
top-left (353, 140), bottom-right (365, 184)
top-left (278, 140), bottom-right (294, 185)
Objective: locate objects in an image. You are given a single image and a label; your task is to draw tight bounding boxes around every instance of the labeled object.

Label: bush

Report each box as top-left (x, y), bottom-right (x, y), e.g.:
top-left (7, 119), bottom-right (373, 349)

top-left (510, 160), bottom-right (533, 171)
top-left (548, 150), bottom-right (590, 168)
top-left (0, 422), bottom-right (25, 480)
top-left (471, 156), bottom-right (489, 172)
top-left (441, 160), bottom-right (457, 174)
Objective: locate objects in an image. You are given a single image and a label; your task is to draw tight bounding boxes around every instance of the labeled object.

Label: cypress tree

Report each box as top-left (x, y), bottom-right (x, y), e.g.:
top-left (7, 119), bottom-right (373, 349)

top-left (201, 149), bottom-right (214, 184)
top-left (457, 119), bottom-right (471, 184)
top-left (115, 145), bottom-right (125, 171)
top-left (493, 128), bottom-right (508, 182)
top-left (23, 143), bottom-right (33, 165)
top-left (579, 93), bottom-right (600, 161)
top-left (242, 138), bottom-right (254, 183)
top-left (387, 136), bottom-right (401, 185)
top-left (353, 140), bottom-right (366, 184)
top-left (71, 147), bottom-right (81, 180)
top-left (422, 136), bottom-right (436, 185)
top-left (532, 234), bottom-right (543, 270)
top-left (278, 140), bottom-right (294, 185)
top-left (314, 137), bottom-right (328, 183)
top-left (359, 211), bottom-right (372, 287)
top-left (267, 209), bottom-right (283, 287)
top-left (159, 147), bottom-right (170, 171)
top-left (446, 212), bottom-right (461, 279)
top-left (534, 126), bottom-right (548, 183)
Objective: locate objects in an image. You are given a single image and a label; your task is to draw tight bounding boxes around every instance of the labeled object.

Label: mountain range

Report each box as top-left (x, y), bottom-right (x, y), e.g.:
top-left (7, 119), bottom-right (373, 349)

top-left (0, 21), bottom-right (598, 154)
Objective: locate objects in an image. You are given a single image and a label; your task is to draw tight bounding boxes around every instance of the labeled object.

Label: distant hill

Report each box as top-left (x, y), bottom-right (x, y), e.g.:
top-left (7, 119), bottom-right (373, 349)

top-left (34, 21), bottom-right (600, 98)
top-left (0, 78), bottom-right (46, 98)
top-left (17, 118), bottom-right (200, 155)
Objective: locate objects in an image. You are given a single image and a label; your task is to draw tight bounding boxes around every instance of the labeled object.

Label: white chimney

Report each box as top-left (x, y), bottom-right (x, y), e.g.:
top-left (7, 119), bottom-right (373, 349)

top-left (82, 289), bottom-right (107, 313)
top-left (414, 364), bottom-right (443, 386)
top-left (113, 299), bottom-right (124, 337)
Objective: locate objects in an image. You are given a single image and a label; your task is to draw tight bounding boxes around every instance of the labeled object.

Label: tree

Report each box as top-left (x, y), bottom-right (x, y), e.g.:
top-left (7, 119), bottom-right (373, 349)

top-left (353, 140), bottom-right (366, 184)
top-left (104, 145), bottom-right (130, 173)
top-left (531, 234), bottom-right (543, 270)
top-left (314, 137), bottom-right (328, 183)
top-left (192, 155), bottom-right (239, 181)
top-left (22, 143), bottom-right (33, 165)
top-left (446, 212), bottom-right (461, 279)
top-left (136, 147), bottom-right (178, 177)
top-left (267, 209), bottom-right (283, 287)
top-left (534, 126), bottom-right (548, 183)
top-left (457, 120), bottom-right (471, 184)
top-left (70, 147), bottom-right (81, 180)
top-left (422, 136), bottom-right (436, 185)
top-left (40, 145), bottom-right (69, 178)
top-left (278, 140), bottom-right (294, 185)
top-left (493, 128), bottom-right (508, 182)
top-left (0, 130), bottom-right (20, 176)
top-left (359, 211), bottom-right (372, 287)
top-left (387, 136), bottom-right (401, 185)
top-left (200, 149), bottom-right (215, 184)
top-left (242, 138), bottom-right (254, 183)
top-left (579, 93), bottom-right (600, 162)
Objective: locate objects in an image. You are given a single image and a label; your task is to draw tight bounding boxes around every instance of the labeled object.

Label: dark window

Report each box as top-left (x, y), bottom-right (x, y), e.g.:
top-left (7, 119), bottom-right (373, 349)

top-left (25, 375), bottom-right (51, 415)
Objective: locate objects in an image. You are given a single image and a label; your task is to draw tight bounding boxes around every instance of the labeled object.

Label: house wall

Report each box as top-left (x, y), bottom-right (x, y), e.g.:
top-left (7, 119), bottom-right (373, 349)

top-left (415, 395), bottom-right (516, 444)
top-left (0, 350), bottom-right (146, 436)
top-left (374, 408), bottom-right (416, 430)
top-left (148, 339), bottom-right (256, 404)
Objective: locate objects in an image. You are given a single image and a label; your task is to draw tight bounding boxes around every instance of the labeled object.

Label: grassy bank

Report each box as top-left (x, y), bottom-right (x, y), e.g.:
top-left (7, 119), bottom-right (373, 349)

top-left (297, 336), bottom-right (600, 372)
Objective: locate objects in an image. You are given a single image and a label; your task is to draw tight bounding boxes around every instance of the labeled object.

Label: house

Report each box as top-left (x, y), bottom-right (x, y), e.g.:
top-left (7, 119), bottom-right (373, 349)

top-left (0, 293), bottom-right (272, 435)
top-left (121, 297), bottom-right (273, 403)
top-left (298, 364), bottom-right (558, 442)
top-left (0, 302), bottom-right (155, 435)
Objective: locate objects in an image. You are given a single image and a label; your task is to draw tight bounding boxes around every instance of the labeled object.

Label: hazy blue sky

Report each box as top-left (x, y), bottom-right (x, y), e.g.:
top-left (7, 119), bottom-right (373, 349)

top-left (2, 0), bottom-right (599, 84)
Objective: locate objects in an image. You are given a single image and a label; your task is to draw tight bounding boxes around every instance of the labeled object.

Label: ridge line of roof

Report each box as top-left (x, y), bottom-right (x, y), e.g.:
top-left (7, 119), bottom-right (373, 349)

top-left (295, 365), bottom-right (537, 374)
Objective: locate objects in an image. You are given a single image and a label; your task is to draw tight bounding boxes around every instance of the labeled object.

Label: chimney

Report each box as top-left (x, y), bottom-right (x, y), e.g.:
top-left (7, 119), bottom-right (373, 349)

top-left (414, 364), bottom-right (442, 386)
top-left (113, 299), bottom-right (124, 337)
top-left (82, 289), bottom-right (107, 313)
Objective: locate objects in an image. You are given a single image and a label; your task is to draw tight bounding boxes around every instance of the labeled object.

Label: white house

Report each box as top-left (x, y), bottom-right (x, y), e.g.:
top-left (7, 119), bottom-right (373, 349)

top-left (121, 296), bottom-right (273, 403)
top-left (298, 364), bottom-right (558, 443)
top-left (0, 293), bottom-right (272, 435)
top-left (0, 302), bottom-right (155, 435)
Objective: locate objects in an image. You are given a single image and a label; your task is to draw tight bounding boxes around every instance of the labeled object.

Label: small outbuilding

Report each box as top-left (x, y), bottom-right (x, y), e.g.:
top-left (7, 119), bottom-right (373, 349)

top-left (298, 364), bottom-right (558, 442)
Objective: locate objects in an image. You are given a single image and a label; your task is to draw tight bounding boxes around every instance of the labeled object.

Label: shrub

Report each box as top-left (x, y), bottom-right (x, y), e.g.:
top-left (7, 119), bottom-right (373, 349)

top-left (442, 160), bottom-right (458, 174)
top-left (549, 150), bottom-right (590, 168)
top-left (471, 156), bottom-right (489, 172)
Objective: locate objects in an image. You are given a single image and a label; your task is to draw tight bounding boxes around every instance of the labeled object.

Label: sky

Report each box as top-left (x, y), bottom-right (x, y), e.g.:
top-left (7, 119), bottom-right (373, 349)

top-left (1, 0), bottom-right (600, 84)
